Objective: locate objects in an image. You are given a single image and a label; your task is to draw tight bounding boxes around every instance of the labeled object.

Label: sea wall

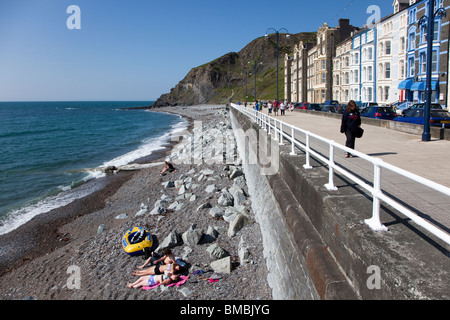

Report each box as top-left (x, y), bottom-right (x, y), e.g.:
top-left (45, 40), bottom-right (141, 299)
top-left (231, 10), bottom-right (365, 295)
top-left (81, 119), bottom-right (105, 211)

top-left (230, 106), bottom-right (450, 300)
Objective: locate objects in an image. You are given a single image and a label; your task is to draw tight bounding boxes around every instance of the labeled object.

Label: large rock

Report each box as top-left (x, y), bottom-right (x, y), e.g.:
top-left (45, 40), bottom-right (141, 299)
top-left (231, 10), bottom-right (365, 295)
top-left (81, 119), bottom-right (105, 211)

top-left (228, 214), bottom-right (254, 237)
top-left (218, 189), bottom-right (234, 207)
top-left (210, 256), bottom-right (232, 274)
top-left (209, 206), bottom-right (225, 219)
top-left (238, 236), bottom-right (251, 264)
top-left (206, 243), bottom-right (229, 259)
top-left (182, 227), bottom-right (204, 246)
top-left (157, 230), bottom-right (181, 250)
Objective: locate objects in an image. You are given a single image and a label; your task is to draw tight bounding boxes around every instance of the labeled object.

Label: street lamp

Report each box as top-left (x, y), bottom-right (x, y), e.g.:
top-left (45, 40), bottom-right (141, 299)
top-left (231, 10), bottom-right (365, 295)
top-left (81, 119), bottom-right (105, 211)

top-left (418, 0), bottom-right (446, 141)
top-left (265, 28), bottom-right (291, 102)
top-left (248, 59), bottom-right (263, 101)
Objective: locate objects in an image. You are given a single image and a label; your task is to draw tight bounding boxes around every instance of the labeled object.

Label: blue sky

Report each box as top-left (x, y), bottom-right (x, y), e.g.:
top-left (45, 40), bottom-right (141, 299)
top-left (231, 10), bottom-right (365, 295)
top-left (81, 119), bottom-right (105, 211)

top-left (0, 0), bottom-right (396, 101)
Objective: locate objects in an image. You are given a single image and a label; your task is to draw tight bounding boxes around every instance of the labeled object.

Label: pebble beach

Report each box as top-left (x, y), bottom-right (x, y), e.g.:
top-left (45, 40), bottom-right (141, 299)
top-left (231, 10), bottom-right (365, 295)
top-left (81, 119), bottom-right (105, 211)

top-left (0, 105), bottom-right (272, 301)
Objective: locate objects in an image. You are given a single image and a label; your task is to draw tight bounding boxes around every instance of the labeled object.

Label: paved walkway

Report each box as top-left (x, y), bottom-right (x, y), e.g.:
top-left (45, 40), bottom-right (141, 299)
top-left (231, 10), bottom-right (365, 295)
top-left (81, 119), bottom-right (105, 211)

top-left (240, 106), bottom-right (450, 239)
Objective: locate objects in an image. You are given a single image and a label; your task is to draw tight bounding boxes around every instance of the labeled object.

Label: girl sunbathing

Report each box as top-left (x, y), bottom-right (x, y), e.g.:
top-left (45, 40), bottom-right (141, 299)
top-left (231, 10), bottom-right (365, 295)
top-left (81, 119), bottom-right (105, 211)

top-left (127, 273), bottom-right (179, 289)
top-left (131, 262), bottom-right (181, 277)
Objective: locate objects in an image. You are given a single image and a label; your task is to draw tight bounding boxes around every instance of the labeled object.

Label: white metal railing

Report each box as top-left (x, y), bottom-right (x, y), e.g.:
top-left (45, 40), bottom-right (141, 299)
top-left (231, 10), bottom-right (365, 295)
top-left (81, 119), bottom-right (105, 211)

top-left (230, 103), bottom-right (450, 246)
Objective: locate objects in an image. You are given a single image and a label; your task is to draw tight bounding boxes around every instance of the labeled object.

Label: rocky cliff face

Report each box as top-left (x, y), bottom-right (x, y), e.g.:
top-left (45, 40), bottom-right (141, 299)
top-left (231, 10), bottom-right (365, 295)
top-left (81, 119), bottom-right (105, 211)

top-left (152, 32), bottom-right (316, 108)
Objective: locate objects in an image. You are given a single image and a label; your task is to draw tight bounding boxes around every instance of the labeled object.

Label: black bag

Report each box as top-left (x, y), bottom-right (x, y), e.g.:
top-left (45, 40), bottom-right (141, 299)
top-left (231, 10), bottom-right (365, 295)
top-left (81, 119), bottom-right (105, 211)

top-left (355, 127), bottom-right (364, 138)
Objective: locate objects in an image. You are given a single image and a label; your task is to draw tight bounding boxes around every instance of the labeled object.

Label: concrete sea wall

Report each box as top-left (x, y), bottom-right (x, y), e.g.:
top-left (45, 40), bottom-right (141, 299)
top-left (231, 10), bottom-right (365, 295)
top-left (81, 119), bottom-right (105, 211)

top-left (229, 106), bottom-right (450, 300)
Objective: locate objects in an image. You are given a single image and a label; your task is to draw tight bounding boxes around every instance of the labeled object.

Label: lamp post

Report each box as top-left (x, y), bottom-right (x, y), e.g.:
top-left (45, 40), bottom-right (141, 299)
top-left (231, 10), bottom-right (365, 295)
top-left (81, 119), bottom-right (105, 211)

top-left (265, 28), bottom-right (291, 102)
top-left (248, 59), bottom-right (262, 101)
top-left (418, 0), bottom-right (446, 141)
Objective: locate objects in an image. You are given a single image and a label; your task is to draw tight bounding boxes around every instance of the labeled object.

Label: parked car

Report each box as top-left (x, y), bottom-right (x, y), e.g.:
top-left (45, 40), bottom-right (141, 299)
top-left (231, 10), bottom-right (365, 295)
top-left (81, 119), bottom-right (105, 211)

top-left (323, 100), bottom-right (339, 106)
top-left (393, 108), bottom-right (450, 127)
top-left (295, 102), bottom-right (309, 109)
top-left (409, 103), bottom-right (443, 110)
top-left (360, 106), bottom-right (397, 120)
top-left (321, 105), bottom-right (338, 113)
top-left (307, 103), bottom-right (322, 111)
top-left (360, 102), bottom-right (378, 110)
top-left (393, 102), bottom-right (413, 116)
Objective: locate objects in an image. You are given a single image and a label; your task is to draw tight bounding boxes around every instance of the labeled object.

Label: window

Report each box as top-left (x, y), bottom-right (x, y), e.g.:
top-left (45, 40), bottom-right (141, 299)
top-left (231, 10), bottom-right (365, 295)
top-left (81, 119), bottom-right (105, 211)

top-left (385, 41), bottom-right (391, 55)
top-left (379, 63), bottom-right (383, 79)
top-left (400, 37), bottom-right (405, 52)
top-left (409, 32), bottom-right (416, 50)
top-left (322, 73), bottom-right (326, 84)
top-left (433, 21), bottom-right (439, 41)
top-left (322, 60), bottom-right (326, 70)
top-left (368, 66), bottom-right (373, 81)
top-left (355, 52), bottom-right (359, 64)
top-left (321, 89), bottom-right (325, 100)
top-left (368, 47), bottom-right (373, 60)
top-left (432, 51), bottom-right (438, 72)
top-left (409, 8), bottom-right (416, 24)
top-left (368, 87), bottom-right (373, 102)
top-left (384, 87), bottom-right (390, 101)
top-left (400, 60), bottom-right (405, 77)
top-left (420, 52), bottom-right (426, 73)
top-left (345, 56), bottom-right (350, 67)
top-left (354, 70), bottom-right (359, 83)
top-left (346, 72), bottom-right (349, 84)
top-left (409, 58), bottom-right (415, 77)
top-left (385, 62), bottom-right (391, 79)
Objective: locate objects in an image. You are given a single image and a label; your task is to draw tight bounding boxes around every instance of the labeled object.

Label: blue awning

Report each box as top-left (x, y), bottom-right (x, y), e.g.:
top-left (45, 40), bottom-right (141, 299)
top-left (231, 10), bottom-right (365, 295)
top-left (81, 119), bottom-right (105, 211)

top-left (398, 79), bottom-right (414, 90)
top-left (410, 81), bottom-right (438, 91)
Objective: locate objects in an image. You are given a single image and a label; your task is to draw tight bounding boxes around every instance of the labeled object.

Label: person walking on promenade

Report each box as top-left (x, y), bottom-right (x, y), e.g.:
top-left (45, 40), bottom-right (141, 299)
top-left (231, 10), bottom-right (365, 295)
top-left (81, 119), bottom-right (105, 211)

top-left (254, 100), bottom-right (259, 111)
top-left (340, 100), bottom-right (361, 158)
top-left (273, 100), bottom-right (279, 116)
top-left (280, 100), bottom-right (286, 116)
top-left (267, 100), bottom-right (273, 115)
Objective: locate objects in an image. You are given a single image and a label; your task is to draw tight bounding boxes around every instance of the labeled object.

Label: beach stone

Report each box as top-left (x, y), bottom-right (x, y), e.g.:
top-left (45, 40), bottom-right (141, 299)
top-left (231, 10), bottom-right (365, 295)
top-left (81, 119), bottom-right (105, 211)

top-left (182, 228), bottom-right (203, 246)
top-left (229, 168), bottom-right (243, 179)
top-left (154, 199), bottom-right (168, 208)
top-left (210, 256), bottom-right (232, 274)
top-left (181, 246), bottom-right (193, 260)
top-left (150, 206), bottom-right (165, 215)
top-left (135, 204), bottom-right (148, 217)
top-left (233, 176), bottom-right (247, 189)
top-left (238, 236), bottom-right (251, 264)
top-left (174, 180), bottom-right (184, 189)
top-left (209, 206), bottom-right (224, 219)
top-left (157, 230), bottom-right (181, 250)
top-left (205, 184), bottom-right (218, 193)
top-left (197, 202), bottom-right (212, 211)
top-left (178, 287), bottom-right (192, 297)
top-left (202, 169), bottom-right (214, 176)
top-left (162, 181), bottom-right (175, 189)
top-left (202, 225), bottom-right (219, 243)
top-left (178, 185), bottom-right (187, 195)
top-left (189, 194), bottom-right (196, 202)
top-left (168, 201), bottom-right (179, 210)
top-left (97, 224), bottom-right (107, 235)
top-left (206, 243), bottom-right (229, 259)
top-left (114, 213), bottom-right (128, 220)
top-left (228, 214), bottom-right (254, 237)
top-left (218, 190), bottom-right (234, 207)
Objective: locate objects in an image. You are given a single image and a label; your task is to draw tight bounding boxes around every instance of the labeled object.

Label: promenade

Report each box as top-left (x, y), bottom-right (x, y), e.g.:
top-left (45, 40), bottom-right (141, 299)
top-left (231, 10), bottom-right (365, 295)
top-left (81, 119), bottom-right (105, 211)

top-left (250, 107), bottom-right (450, 242)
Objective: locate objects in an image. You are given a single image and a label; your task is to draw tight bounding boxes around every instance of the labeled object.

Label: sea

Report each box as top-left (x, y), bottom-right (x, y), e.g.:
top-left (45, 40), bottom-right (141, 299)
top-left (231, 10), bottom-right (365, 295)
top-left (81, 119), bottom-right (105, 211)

top-left (0, 101), bottom-right (188, 235)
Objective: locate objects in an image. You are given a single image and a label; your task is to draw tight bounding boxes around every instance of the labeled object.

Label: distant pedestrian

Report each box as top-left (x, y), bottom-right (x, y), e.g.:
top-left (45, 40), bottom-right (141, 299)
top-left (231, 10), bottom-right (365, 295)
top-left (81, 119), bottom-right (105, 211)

top-left (254, 100), bottom-right (259, 111)
top-left (280, 101), bottom-right (286, 116)
top-left (273, 100), bottom-right (279, 116)
top-left (340, 100), bottom-right (361, 158)
top-left (268, 100), bottom-right (273, 115)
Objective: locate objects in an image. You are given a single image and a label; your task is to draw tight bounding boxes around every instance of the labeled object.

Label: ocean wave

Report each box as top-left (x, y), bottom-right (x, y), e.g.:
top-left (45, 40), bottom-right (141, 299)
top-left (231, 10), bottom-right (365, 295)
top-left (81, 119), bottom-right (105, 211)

top-left (0, 116), bottom-right (188, 235)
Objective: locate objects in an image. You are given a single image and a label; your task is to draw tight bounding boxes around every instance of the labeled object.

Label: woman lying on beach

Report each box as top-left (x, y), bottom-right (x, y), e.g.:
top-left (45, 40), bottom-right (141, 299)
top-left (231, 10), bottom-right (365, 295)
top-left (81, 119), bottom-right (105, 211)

top-left (127, 273), bottom-right (179, 289)
top-left (160, 161), bottom-right (176, 175)
top-left (132, 262), bottom-right (181, 277)
top-left (137, 248), bottom-right (178, 269)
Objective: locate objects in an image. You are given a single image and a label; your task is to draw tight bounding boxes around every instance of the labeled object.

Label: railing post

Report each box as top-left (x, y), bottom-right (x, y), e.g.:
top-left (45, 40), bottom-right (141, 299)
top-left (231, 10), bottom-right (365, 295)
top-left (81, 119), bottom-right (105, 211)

top-left (264, 114), bottom-right (267, 131)
top-left (290, 126), bottom-right (296, 155)
top-left (279, 122), bottom-right (284, 145)
top-left (268, 117), bottom-right (272, 135)
top-left (303, 132), bottom-right (313, 170)
top-left (365, 159), bottom-right (388, 231)
top-left (324, 142), bottom-right (338, 191)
